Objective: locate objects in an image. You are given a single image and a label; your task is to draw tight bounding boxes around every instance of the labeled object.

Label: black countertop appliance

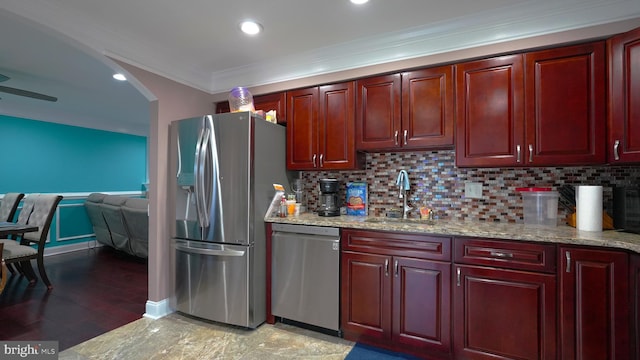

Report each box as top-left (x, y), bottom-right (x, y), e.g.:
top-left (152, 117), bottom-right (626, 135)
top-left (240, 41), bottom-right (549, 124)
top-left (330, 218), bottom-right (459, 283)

top-left (318, 178), bottom-right (340, 217)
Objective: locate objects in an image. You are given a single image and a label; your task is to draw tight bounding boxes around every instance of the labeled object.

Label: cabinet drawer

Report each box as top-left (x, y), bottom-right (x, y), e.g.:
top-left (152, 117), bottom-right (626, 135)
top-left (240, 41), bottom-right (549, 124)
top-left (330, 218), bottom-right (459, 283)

top-left (454, 237), bottom-right (556, 273)
top-left (342, 229), bottom-right (451, 261)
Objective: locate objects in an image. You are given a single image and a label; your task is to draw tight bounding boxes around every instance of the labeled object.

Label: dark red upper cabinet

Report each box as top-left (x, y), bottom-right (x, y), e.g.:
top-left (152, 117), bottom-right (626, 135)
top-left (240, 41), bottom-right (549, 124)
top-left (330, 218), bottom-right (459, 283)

top-left (216, 92), bottom-right (287, 124)
top-left (456, 42), bottom-right (606, 167)
top-left (286, 87), bottom-right (318, 170)
top-left (356, 67), bottom-right (454, 152)
top-left (356, 74), bottom-right (402, 150)
top-left (608, 26), bottom-right (640, 163)
top-left (524, 41), bottom-right (606, 166)
top-left (455, 55), bottom-right (525, 167)
top-left (401, 65), bottom-right (454, 149)
top-left (254, 92), bottom-right (287, 124)
top-left (287, 82), bottom-right (361, 170)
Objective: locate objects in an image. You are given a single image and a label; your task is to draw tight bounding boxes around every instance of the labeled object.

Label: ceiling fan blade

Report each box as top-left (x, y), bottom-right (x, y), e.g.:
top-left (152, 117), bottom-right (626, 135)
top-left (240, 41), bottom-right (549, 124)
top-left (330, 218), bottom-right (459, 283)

top-left (0, 74), bottom-right (8, 82)
top-left (0, 85), bottom-right (57, 102)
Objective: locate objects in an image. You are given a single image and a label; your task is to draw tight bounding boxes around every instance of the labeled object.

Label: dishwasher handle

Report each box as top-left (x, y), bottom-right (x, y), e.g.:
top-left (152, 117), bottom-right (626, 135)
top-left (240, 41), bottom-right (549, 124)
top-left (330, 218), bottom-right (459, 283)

top-left (174, 243), bottom-right (245, 257)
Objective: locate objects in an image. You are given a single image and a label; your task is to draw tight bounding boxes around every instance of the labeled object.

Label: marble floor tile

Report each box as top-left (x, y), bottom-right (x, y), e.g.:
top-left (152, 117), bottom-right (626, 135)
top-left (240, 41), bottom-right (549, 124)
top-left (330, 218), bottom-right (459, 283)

top-left (60, 313), bottom-right (354, 360)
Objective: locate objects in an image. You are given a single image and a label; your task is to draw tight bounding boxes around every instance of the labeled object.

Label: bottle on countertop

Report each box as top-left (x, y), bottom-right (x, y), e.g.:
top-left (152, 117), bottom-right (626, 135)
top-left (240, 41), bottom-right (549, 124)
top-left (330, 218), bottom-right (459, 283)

top-left (279, 195), bottom-right (287, 218)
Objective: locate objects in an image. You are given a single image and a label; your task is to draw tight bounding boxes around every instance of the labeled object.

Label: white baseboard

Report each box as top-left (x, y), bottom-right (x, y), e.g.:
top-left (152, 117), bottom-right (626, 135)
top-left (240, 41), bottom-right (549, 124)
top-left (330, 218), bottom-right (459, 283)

top-left (43, 241), bottom-right (102, 256)
top-left (144, 299), bottom-right (174, 319)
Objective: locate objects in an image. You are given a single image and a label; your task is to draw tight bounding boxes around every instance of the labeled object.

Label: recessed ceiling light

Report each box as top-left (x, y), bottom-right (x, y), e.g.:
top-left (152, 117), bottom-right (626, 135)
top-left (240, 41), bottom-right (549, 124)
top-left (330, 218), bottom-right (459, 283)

top-left (113, 73), bottom-right (127, 81)
top-left (350, 0), bottom-right (369, 4)
top-left (240, 21), bottom-right (262, 35)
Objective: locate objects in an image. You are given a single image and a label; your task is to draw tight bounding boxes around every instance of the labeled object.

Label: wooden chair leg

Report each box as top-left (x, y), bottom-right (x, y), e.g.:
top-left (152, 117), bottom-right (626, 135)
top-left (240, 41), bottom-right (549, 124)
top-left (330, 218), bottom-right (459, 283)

top-left (0, 243), bottom-right (6, 294)
top-left (20, 260), bottom-right (38, 285)
top-left (7, 262), bottom-right (16, 274)
top-left (0, 259), bottom-right (7, 294)
top-left (37, 255), bottom-right (52, 289)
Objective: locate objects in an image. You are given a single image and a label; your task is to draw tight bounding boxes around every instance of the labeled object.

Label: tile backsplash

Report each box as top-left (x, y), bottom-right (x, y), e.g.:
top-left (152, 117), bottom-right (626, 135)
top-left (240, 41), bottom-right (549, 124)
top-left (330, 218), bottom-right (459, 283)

top-left (298, 150), bottom-right (640, 223)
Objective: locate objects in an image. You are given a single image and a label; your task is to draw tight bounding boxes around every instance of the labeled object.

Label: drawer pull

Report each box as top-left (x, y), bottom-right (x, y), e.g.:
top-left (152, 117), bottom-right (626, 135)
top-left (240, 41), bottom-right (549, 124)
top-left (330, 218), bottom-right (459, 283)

top-left (528, 144), bottom-right (534, 163)
top-left (394, 260), bottom-right (399, 277)
top-left (490, 251), bottom-right (514, 259)
top-left (384, 259), bottom-right (389, 277)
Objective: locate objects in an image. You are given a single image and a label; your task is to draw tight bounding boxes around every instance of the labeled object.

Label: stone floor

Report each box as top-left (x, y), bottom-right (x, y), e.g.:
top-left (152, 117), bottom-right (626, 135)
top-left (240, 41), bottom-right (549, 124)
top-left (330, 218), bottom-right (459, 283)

top-left (59, 313), bottom-right (355, 360)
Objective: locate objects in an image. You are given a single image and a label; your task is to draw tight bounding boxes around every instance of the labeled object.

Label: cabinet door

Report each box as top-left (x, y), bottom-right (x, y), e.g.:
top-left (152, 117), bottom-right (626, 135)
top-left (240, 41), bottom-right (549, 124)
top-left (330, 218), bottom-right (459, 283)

top-left (393, 257), bottom-right (451, 356)
top-left (608, 26), bottom-right (640, 163)
top-left (341, 251), bottom-right (392, 341)
top-left (356, 74), bottom-right (401, 150)
top-left (254, 92), bottom-right (286, 124)
top-left (401, 66), bottom-right (454, 149)
top-left (453, 265), bottom-right (557, 360)
top-left (286, 87), bottom-right (318, 170)
top-left (318, 82), bottom-right (357, 169)
top-left (215, 101), bottom-right (230, 113)
top-left (559, 247), bottom-right (629, 360)
top-left (524, 42), bottom-right (606, 166)
top-left (632, 255), bottom-right (640, 360)
top-left (455, 55), bottom-right (525, 167)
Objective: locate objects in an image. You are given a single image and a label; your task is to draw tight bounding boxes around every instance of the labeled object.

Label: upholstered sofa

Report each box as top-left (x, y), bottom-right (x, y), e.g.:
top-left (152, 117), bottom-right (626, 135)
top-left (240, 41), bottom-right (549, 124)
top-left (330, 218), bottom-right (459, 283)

top-left (84, 193), bottom-right (148, 258)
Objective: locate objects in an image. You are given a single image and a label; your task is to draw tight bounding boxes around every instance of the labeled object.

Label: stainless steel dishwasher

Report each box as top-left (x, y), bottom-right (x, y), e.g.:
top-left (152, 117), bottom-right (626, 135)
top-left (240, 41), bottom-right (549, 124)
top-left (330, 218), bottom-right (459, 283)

top-left (271, 223), bottom-right (340, 332)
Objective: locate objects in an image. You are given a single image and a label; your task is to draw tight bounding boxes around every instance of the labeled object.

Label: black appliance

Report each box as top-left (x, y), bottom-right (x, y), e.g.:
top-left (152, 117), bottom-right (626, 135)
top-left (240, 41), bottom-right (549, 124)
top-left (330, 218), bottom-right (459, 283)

top-left (613, 186), bottom-right (640, 234)
top-left (318, 178), bottom-right (340, 217)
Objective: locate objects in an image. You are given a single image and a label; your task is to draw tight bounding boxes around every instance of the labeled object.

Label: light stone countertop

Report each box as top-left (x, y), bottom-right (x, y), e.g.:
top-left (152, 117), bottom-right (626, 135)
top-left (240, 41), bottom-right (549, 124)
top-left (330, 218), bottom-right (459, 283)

top-left (266, 213), bottom-right (640, 254)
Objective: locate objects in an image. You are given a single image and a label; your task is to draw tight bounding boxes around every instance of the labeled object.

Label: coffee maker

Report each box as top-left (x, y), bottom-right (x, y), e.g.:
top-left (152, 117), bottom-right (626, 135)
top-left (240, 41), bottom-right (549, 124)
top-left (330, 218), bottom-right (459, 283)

top-left (318, 178), bottom-right (340, 217)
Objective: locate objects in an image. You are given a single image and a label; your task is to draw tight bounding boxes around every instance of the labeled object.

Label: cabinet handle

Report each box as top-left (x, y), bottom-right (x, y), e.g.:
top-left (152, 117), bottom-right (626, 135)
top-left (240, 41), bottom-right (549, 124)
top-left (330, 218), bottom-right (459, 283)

top-left (614, 140), bottom-right (620, 161)
top-left (384, 259), bottom-right (389, 277)
top-left (490, 251), bottom-right (514, 259)
top-left (319, 153), bottom-right (324, 168)
top-left (394, 260), bottom-right (399, 277)
top-left (403, 130), bottom-right (408, 145)
top-left (565, 251), bottom-right (571, 273)
top-left (516, 145), bottom-right (521, 163)
top-left (312, 154), bottom-right (317, 168)
top-left (394, 131), bottom-right (399, 146)
top-left (456, 267), bottom-right (461, 287)
top-left (528, 144), bottom-right (534, 163)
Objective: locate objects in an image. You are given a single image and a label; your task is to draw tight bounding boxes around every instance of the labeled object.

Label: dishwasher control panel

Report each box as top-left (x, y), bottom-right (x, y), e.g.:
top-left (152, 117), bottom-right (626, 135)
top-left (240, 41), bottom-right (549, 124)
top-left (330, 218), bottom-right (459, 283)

top-left (271, 223), bottom-right (339, 237)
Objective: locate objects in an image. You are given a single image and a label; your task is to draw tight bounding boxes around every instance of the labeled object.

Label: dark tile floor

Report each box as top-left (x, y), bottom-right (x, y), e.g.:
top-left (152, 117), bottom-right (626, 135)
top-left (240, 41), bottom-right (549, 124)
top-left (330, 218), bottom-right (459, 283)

top-left (0, 246), bottom-right (147, 351)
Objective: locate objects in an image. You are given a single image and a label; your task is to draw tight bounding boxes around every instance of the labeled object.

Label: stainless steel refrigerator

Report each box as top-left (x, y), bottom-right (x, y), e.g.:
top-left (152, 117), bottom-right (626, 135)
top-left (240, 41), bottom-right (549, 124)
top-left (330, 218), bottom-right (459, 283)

top-left (168, 112), bottom-right (290, 328)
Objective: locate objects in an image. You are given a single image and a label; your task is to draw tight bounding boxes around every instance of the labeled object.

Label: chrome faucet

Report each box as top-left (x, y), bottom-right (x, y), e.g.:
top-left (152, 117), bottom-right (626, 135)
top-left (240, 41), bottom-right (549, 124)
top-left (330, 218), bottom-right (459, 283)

top-left (395, 170), bottom-right (412, 219)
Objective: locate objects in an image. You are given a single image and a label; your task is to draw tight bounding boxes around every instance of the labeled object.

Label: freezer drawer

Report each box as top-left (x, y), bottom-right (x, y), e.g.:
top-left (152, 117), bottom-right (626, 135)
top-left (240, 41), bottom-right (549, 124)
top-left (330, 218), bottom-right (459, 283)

top-left (271, 225), bottom-right (340, 331)
top-left (173, 239), bottom-right (260, 328)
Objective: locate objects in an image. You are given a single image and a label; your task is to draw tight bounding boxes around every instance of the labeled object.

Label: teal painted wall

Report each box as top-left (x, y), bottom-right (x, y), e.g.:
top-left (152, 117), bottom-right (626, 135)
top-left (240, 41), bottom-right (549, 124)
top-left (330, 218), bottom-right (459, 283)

top-left (0, 115), bottom-right (147, 192)
top-left (0, 114), bottom-right (147, 250)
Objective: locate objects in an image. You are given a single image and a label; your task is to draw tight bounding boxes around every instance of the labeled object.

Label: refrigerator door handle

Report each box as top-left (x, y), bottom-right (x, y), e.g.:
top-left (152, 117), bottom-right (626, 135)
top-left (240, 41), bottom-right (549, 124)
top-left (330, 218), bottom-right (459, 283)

top-left (195, 126), bottom-right (211, 228)
top-left (206, 116), bottom-right (225, 243)
top-left (174, 243), bottom-right (246, 257)
top-left (176, 135), bottom-right (182, 178)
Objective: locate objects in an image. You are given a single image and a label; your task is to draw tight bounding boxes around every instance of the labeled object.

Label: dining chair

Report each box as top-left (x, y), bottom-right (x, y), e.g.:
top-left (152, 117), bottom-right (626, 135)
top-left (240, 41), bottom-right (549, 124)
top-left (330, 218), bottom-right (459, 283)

top-left (0, 243), bottom-right (6, 294)
top-left (1, 194), bottom-right (63, 289)
top-left (0, 192), bottom-right (25, 222)
top-left (1, 194), bottom-right (36, 274)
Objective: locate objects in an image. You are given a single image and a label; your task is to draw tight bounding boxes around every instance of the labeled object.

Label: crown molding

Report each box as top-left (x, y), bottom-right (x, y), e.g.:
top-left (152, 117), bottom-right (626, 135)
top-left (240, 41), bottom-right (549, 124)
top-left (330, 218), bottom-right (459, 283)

top-left (3, 0), bottom-right (639, 94)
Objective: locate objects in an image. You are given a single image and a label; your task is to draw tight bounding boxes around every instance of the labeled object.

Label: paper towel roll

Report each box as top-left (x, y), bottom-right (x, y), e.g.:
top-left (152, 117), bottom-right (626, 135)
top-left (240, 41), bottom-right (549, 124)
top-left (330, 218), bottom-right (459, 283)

top-left (576, 185), bottom-right (603, 232)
